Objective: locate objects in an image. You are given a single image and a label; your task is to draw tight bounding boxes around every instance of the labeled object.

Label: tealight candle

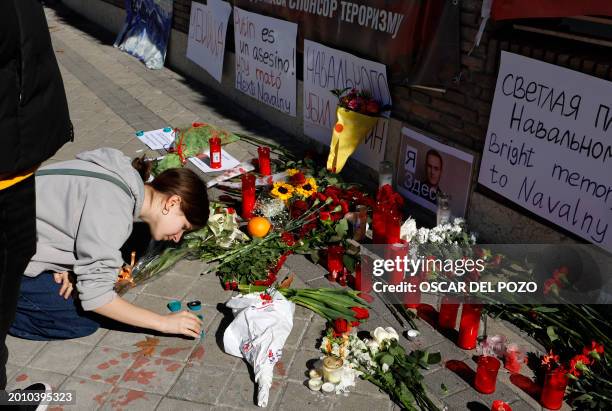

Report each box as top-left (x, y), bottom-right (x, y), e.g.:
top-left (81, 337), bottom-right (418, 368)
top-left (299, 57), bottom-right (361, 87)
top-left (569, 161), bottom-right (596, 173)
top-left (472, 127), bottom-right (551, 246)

top-left (309, 369), bottom-right (321, 379)
top-left (322, 356), bottom-right (343, 384)
top-left (308, 379), bottom-right (323, 391)
top-left (321, 382), bottom-right (335, 394)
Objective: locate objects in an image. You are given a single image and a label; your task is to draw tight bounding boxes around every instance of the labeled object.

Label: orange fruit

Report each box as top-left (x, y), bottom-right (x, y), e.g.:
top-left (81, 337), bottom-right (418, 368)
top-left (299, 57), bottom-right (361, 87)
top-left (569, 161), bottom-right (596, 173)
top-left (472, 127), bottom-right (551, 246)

top-left (247, 216), bottom-right (272, 238)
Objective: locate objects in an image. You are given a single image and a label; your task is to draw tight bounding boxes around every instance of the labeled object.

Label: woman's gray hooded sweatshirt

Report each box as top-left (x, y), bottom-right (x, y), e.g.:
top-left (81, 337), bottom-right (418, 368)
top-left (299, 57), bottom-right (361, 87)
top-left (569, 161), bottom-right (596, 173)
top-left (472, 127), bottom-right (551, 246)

top-left (24, 148), bottom-right (145, 311)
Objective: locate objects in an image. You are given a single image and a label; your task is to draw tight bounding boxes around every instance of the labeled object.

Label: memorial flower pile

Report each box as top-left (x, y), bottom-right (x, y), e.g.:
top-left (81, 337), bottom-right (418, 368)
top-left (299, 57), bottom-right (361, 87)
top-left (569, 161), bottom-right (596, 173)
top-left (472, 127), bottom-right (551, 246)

top-left (320, 325), bottom-right (441, 411)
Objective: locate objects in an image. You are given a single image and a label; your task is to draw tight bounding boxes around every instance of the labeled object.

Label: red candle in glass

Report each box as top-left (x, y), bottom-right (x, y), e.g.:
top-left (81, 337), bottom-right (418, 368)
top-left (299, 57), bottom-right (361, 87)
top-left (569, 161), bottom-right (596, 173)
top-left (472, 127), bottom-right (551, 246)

top-left (356, 257), bottom-right (373, 292)
top-left (327, 244), bottom-right (344, 282)
top-left (385, 207), bottom-right (401, 244)
top-left (540, 369), bottom-right (568, 410)
top-left (491, 400), bottom-right (512, 411)
top-left (474, 356), bottom-right (501, 394)
top-left (372, 201), bottom-right (386, 243)
top-left (257, 146), bottom-right (271, 175)
top-left (209, 137), bottom-right (222, 169)
top-left (438, 296), bottom-right (460, 329)
top-left (457, 303), bottom-right (482, 349)
top-left (385, 243), bottom-right (407, 285)
top-left (241, 173), bottom-right (256, 219)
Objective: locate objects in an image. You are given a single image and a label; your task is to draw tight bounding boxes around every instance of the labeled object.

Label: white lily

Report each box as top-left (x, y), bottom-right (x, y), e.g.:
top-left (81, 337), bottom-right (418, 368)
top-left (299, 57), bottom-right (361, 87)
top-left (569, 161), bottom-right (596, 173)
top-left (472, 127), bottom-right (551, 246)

top-left (372, 326), bottom-right (400, 346)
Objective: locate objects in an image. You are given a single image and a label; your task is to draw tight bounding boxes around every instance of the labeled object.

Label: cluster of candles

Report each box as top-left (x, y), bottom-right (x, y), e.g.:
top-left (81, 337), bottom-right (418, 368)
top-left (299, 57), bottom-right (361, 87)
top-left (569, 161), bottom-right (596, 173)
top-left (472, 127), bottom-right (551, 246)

top-left (240, 146), bottom-right (272, 219)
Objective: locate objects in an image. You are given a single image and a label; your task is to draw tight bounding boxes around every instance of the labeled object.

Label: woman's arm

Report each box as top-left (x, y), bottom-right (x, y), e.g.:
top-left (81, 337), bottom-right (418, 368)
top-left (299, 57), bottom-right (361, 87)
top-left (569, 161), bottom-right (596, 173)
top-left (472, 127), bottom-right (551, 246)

top-left (93, 295), bottom-right (203, 338)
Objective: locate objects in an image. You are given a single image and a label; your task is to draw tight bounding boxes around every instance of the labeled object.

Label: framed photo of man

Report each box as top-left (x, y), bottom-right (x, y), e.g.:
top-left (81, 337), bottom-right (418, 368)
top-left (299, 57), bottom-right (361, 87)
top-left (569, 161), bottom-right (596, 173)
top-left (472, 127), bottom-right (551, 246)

top-left (396, 126), bottom-right (474, 218)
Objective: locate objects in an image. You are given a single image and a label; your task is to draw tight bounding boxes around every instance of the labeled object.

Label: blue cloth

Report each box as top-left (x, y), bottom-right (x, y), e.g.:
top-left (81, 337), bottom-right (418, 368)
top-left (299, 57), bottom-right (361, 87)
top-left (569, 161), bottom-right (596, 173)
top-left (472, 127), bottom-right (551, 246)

top-left (9, 272), bottom-right (100, 341)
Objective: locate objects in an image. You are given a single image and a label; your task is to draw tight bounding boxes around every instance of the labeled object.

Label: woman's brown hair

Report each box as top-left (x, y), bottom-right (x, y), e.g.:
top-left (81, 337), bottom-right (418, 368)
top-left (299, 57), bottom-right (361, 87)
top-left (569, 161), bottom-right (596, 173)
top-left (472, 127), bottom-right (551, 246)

top-left (132, 156), bottom-right (209, 229)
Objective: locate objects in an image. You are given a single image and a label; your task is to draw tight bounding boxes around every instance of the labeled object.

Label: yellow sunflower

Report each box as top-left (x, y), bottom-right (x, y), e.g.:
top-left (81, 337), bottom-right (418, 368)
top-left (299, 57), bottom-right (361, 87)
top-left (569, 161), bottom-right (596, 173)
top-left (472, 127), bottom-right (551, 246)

top-left (286, 168), bottom-right (301, 177)
top-left (296, 177), bottom-right (318, 198)
top-left (271, 182), bottom-right (294, 201)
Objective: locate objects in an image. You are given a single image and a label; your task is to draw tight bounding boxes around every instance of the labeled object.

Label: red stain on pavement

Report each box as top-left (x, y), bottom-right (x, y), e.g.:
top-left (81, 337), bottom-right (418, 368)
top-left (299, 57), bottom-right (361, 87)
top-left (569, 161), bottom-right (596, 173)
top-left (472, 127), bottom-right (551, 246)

top-left (16, 374), bottom-right (28, 382)
top-left (160, 347), bottom-right (189, 357)
top-left (93, 392), bottom-right (109, 406)
top-left (113, 390), bottom-right (147, 407)
top-left (120, 352), bottom-right (130, 359)
top-left (189, 345), bottom-right (205, 362)
top-left (105, 375), bottom-right (120, 385)
top-left (154, 359), bottom-right (162, 365)
top-left (90, 374), bottom-right (102, 380)
top-left (132, 356), bottom-right (150, 369)
top-left (165, 363), bottom-right (181, 372)
top-left (97, 362), bottom-right (110, 370)
top-left (122, 358), bottom-right (156, 385)
top-left (79, 380), bottom-right (86, 384)
top-left (109, 359), bottom-right (119, 365)
top-left (274, 361), bottom-right (286, 376)
top-left (102, 348), bottom-right (110, 353)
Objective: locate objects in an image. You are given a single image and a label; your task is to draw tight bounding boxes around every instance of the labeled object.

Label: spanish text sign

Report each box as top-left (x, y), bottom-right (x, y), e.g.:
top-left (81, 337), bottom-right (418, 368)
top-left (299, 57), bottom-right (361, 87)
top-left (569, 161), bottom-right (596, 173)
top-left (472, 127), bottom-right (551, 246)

top-left (303, 39), bottom-right (390, 169)
top-left (186, 0), bottom-right (232, 83)
top-left (478, 51), bottom-right (612, 252)
top-left (233, 7), bottom-right (297, 116)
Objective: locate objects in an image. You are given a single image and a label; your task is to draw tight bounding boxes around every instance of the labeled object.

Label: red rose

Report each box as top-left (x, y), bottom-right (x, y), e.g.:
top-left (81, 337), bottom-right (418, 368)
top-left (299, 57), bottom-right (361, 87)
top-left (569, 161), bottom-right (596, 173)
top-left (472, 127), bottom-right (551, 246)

top-left (490, 254), bottom-right (503, 266)
top-left (290, 172), bottom-right (306, 186)
top-left (351, 321), bottom-right (360, 327)
top-left (332, 318), bottom-right (349, 335)
top-left (281, 232), bottom-right (295, 246)
top-left (350, 306), bottom-right (369, 320)
top-left (339, 200), bottom-right (349, 214)
top-left (583, 340), bottom-right (605, 357)
top-left (320, 211), bottom-right (331, 221)
top-left (324, 186), bottom-right (342, 198)
top-left (365, 100), bottom-right (380, 114)
top-left (290, 199), bottom-right (309, 219)
top-left (347, 99), bottom-right (359, 111)
top-left (226, 207), bottom-right (235, 214)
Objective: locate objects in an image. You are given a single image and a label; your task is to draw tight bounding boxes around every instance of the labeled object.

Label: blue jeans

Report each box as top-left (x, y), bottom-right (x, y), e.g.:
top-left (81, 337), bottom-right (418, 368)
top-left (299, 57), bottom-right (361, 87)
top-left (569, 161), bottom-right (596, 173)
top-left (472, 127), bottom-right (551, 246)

top-left (9, 272), bottom-right (100, 341)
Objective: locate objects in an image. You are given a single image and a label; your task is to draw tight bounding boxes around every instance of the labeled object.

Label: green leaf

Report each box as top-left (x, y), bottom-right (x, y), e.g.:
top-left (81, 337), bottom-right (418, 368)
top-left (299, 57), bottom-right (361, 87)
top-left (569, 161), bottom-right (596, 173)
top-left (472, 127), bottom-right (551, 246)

top-left (532, 306), bottom-right (559, 313)
top-left (334, 218), bottom-right (349, 238)
top-left (427, 352), bottom-right (442, 365)
top-left (380, 354), bottom-right (394, 366)
top-left (547, 325), bottom-right (559, 342)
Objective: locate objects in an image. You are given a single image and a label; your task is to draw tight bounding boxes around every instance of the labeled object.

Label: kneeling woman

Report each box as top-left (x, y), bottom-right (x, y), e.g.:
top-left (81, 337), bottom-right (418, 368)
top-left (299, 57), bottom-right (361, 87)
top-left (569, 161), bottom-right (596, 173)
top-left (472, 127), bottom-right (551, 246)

top-left (10, 148), bottom-right (208, 340)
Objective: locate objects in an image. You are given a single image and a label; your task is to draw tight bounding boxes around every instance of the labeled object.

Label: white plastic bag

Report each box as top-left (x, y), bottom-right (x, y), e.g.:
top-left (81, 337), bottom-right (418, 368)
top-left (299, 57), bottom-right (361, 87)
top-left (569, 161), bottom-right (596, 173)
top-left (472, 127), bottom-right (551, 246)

top-left (223, 289), bottom-right (295, 407)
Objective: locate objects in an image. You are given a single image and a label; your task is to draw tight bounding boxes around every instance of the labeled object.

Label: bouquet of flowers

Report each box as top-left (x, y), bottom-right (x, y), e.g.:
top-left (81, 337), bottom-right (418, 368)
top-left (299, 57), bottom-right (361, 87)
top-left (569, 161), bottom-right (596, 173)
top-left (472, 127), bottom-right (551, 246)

top-left (320, 325), bottom-right (441, 411)
top-left (327, 88), bottom-right (389, 173)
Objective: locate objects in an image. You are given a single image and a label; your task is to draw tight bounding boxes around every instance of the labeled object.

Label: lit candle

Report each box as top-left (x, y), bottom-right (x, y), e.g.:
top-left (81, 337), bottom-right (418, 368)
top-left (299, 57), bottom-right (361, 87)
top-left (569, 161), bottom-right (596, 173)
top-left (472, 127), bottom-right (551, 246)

top-left (355, 259), bottom-right (372, 292)
top-left (209, 136), bottom-right (222, 169)
top-left (257, 146), bottom-right (271, 175)
top-left (327, 244), bottom-right (345, 282)
top-left (241, 173), bottom-right (256, 219)
top-left (474, 355), bottom-right (500, 394)
top-left (540, 368), bottom-right (568, 410)
top-left (372, 200), bottom-right (386, 244)
top-left (457, 303), bottom-right (482, 349)
top-left (385, 207), bottom-right (401, 244)
top-left (438, 297), bottom-right (460, 329)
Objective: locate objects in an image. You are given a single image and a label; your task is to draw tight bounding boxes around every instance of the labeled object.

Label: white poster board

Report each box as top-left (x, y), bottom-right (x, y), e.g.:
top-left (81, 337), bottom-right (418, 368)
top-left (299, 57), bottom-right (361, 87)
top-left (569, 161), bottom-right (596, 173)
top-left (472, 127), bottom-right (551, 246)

top-left (478, 51), bottom-right (612, 252)
top-left (233, 7), bottom-right (297, 116)
top-left (397, 127), bottom-right (474, 217)
top-left (186, 0), bottom-right (232, 83)
top-left (303, 40), bottom-right (390, 170)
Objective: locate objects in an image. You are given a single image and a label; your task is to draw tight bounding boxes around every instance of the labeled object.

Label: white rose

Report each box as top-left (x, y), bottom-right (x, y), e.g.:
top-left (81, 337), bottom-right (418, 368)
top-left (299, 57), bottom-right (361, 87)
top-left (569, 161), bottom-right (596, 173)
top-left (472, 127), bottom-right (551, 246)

top-left (400, 218), bottom-right (418, 242)
top-left (382, 363), bottom-right (390, 372)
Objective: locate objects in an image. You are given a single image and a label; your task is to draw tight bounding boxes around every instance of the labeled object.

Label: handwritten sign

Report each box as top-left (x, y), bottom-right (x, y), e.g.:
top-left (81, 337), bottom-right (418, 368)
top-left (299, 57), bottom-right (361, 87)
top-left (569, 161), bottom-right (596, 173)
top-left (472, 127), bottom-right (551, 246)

top-left (233, 7), bottom-right (297, 116)
top-left (186, 0), bottom-right (232, 83)
top-left (303, 40), bottom-right (390, 169)
top-left (478, 52), bottom-right (612, 252)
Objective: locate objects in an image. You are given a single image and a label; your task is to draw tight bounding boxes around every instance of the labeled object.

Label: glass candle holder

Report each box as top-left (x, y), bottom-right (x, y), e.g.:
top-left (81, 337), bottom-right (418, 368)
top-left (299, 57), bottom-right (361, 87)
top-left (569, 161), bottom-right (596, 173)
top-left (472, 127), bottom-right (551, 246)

top-left (474, 355), bottom-right (501, 394)
top-left (504, 347), bottom-right (525, 374)
top-left (322, 356), bottom-right (344, 384)
top-left (540, 369), bottom-right (569, 410)
top-left (209, 136), bottom-right (222, 169)
top-left (327, 244), bottom-right (345, 282)
top-left (241, 173), bottom-right (256, 219)
top-left (404, 270), bottom-right (421, 308)
top-left (356, 257), bottom-right (372, 292)
top-left (436, 192), bottom-right (451, 226)
top-left (385, 207), bottom-right (401, 244)
top-left (372, 201), bottom-right (387, 244)
top-left (457, 303), bottom-right (482, 349)
top-left (378, 160), bottom-right (393, 187)
top-left (438, 297), bottom-right (460, 329)
top-left (352, 205), bottom-right (368, 242)
top-left (257, 146), bottom-right (271, 175)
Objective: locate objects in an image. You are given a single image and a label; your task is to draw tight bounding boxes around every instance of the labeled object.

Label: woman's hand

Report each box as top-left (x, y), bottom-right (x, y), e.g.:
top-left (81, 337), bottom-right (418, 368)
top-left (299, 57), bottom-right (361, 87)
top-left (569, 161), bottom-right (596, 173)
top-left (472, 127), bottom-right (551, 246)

top-left (158, 311), bottom-right (203, 338)
top-left (53, 271), bottom-right (73, 299)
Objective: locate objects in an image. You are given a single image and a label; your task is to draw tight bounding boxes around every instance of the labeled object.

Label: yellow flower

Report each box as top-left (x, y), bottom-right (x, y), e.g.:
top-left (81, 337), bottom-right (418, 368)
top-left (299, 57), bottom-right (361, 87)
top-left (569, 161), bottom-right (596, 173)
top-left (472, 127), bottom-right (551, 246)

top-left (286, 168), bottom-right (300, 177)
top-left (296, 177), bottom-right (318, 198)
top-left (271, 182), bottom-right (294, 201)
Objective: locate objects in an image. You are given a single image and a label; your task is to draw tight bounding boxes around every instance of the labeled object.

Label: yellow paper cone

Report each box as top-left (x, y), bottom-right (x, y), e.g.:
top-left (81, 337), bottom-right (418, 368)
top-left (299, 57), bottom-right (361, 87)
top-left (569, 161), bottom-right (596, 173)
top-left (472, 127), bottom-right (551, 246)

top-left (327, 107), bottom-right (378, 173)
